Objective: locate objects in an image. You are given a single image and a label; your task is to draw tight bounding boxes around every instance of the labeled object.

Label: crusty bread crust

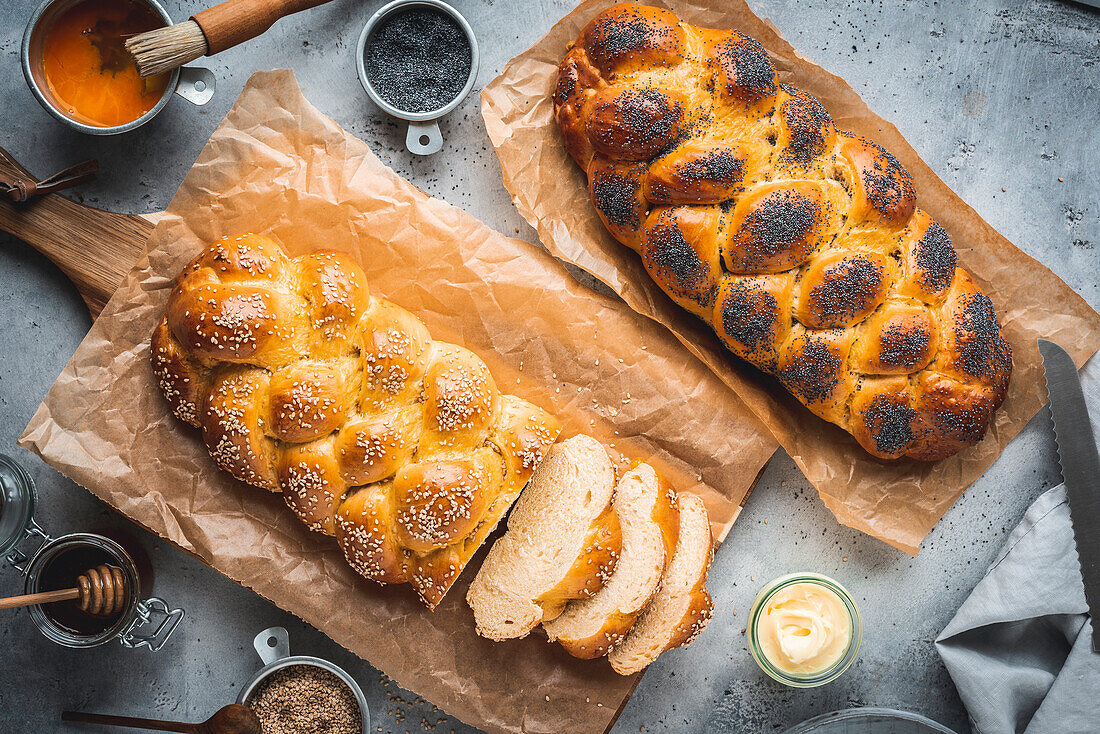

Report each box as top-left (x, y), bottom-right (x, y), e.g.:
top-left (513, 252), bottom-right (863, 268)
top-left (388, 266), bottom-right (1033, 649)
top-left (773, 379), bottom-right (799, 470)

top-left (543, 462), bottom-right (679, 659)
top-left (609, 492), bottom-right (714, 675)
top-left (467, 435), bottom-right (621, 639)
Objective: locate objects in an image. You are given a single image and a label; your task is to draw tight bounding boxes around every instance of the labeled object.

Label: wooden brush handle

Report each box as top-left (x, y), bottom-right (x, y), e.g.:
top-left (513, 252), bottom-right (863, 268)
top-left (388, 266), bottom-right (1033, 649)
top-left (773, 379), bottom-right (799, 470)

top-left (0, 587), bottom-right (80, 610)
top-left (193, 0), bottom-right (337, 55)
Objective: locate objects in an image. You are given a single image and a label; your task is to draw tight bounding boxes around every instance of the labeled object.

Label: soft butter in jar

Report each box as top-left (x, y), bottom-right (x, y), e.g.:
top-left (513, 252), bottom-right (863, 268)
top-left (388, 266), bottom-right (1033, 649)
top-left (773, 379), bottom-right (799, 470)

top-left (747, 573), bottom-right (862, 687)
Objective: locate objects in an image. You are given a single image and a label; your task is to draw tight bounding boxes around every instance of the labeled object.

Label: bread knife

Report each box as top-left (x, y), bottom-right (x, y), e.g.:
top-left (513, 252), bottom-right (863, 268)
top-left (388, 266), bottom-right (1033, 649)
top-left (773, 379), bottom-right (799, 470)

top-left (1038, 338), bottom-right (1100, 652)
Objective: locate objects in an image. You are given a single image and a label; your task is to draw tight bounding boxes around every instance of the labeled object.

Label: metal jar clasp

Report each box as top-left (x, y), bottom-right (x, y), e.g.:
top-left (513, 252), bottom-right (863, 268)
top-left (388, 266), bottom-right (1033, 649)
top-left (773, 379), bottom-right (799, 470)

top-left (120, 597), bottom-right (185, 652)
top-left (4, 518), bottom-right (50, 575)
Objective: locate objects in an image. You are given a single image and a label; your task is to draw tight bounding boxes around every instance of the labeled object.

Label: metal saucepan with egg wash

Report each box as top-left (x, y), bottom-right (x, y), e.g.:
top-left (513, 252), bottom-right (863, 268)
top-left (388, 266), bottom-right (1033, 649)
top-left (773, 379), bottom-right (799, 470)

top-left (21, 0), bottom-right (214, 135)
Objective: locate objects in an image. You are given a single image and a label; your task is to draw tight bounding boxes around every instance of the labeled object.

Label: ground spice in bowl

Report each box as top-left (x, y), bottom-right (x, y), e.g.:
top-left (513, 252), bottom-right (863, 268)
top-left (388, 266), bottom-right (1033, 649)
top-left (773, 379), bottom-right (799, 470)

top-left (365, 6), bottom-right (473, 114)
top-left (248, 664), bottom-right (362, 734)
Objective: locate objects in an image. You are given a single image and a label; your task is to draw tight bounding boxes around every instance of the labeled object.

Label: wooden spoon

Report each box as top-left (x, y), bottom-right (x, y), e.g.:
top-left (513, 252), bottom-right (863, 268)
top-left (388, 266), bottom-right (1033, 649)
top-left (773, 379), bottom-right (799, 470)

top-left (61, 704), bottom-right (261, 734)
top-left (0, 564), bottom-right (126, 616)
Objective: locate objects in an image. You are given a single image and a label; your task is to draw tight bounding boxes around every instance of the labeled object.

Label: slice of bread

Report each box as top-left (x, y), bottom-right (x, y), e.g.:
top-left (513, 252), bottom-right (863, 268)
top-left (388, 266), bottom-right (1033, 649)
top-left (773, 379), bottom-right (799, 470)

top-left (466, 434), bottom-right (621, 641)
top-left (543, 462), bottom-right (679, 659)
top-left (609, 492), bottom-right (715, 675)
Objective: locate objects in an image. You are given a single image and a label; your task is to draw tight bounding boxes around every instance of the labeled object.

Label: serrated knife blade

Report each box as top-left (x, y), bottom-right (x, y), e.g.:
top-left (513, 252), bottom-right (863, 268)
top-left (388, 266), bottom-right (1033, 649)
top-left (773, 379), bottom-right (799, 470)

top-left (1038, 338), bottom-right (1100, 652)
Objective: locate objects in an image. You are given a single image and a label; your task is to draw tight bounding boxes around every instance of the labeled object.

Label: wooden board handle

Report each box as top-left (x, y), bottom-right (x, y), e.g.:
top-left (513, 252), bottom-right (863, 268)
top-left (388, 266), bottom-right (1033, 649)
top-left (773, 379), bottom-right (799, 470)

top-left (0, 146), bottom-right (152, 318)
top-left (194, 0), bottom-right (337, 56)
top-left (0, 195), bottom-right (152, 318)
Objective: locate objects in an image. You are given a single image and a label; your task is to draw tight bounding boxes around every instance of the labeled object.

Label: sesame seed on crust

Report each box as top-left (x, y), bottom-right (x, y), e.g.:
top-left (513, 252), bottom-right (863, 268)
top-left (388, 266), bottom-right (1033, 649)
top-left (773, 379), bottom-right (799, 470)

top-left (152, 236), bottom-right (557, 605)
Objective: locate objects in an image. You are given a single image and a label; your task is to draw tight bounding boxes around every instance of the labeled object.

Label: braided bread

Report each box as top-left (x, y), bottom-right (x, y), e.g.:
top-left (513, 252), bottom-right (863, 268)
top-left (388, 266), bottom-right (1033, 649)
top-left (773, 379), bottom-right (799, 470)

top-left (151, 234), bottom-right (560, 607)
top-left (543, 462), bottom-right (679, 658)
top-left (554, 3), bottom-right (1011, 460)
top-left (467, 435), bottom-right (622, 641)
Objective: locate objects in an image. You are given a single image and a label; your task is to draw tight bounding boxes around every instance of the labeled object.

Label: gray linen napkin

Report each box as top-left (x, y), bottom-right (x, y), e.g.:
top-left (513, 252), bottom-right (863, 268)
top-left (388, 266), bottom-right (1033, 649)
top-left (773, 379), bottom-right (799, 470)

top-left (935, 484), bottom-right (1099, 734)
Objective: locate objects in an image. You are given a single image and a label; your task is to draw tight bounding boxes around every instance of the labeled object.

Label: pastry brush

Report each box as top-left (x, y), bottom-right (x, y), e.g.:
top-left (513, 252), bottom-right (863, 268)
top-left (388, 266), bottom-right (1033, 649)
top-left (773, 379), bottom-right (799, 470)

top-left (125, 0), bottom-right (336, 78)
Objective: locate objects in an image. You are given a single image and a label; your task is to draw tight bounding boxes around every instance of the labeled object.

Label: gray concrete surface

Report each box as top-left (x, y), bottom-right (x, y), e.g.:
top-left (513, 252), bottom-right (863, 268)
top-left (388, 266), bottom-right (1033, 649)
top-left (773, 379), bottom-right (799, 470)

top-left (1, 0), bottom-right (1097, 731)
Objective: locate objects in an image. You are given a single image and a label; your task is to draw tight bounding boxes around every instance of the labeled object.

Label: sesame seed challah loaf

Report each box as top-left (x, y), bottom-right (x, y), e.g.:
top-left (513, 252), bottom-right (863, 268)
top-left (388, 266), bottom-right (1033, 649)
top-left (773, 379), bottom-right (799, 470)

top-left (554, 3), bottom-right (1012, 461)
top-left (543, 462), bottom-right (679, 659)
top-left (467, 434), bottom-right (622, 640)
top-left (151, 234), bottom-right (560, 608)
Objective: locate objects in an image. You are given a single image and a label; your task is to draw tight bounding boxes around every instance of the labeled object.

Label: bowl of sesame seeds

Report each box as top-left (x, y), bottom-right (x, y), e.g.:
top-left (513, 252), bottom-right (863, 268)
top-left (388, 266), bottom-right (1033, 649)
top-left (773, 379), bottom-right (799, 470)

top-left (238, 626), bottom-right (368, 734)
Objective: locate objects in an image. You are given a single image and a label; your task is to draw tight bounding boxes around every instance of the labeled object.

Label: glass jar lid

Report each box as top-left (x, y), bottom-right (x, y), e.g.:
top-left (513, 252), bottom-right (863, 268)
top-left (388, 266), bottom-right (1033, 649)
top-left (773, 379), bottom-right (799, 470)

top-left (0, 453), bottom-right (38, 560)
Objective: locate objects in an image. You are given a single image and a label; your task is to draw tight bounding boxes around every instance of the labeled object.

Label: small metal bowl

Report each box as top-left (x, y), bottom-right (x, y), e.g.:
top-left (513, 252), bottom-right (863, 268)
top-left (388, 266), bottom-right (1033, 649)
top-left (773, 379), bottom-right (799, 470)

top-left (21, 0), bottom-right (214, 135)
top-left (238, 627), bottom-right (370, 734)
top-left (356, 0), bottom-right (480, 155)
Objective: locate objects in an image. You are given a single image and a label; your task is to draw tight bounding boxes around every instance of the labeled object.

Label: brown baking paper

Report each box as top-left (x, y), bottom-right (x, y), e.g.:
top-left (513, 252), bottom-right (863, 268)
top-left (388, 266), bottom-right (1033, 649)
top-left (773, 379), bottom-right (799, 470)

top-left (481, 0), bottom-right (1100, 554)
top-left (18, 70), bottom-right (776, 734)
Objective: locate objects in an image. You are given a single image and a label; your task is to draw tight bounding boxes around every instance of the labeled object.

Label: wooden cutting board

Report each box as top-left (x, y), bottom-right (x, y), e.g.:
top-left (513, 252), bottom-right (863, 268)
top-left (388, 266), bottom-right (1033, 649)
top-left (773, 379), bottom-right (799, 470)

top-left (0, 151), bottom-right (157, 317)
top-left (2, 149), bottom-right (766, 734)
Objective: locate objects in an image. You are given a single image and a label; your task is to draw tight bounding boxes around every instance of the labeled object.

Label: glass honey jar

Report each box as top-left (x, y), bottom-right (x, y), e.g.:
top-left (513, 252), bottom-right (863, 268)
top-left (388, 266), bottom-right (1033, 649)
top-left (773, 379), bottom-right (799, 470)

top-left (1, 453), bottom-right (183, 650)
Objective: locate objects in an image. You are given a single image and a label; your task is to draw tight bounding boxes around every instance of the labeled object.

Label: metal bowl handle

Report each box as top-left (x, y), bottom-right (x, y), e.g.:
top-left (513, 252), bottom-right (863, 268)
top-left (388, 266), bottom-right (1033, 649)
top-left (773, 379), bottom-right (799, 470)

top-left (406, 121), bottom-right (443, 156)
top-left (174, 67), bottom-right (216, 106)
top-left (253, 626), bottom-right (291, 665)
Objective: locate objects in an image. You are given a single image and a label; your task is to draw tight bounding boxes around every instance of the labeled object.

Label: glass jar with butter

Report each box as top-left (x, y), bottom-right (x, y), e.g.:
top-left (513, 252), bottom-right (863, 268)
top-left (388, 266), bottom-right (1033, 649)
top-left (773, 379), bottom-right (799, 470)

top-left (747, 572), bottom-right (862, 687)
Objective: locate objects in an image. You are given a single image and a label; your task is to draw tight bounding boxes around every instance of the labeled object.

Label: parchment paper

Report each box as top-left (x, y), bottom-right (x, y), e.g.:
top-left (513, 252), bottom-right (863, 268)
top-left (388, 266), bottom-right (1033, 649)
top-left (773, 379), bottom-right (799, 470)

top-left (18, 70), bottom-right (777, 734)
top-left (481, 0), bottom-right (1100, 554)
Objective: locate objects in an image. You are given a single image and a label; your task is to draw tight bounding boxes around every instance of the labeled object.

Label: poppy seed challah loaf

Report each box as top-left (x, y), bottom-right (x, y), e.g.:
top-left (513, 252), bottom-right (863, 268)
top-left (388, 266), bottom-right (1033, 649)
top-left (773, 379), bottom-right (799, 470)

top-left (151, 234), bottom-right (560, 607)
top-left (554, 3), bottom-right (1011, 460)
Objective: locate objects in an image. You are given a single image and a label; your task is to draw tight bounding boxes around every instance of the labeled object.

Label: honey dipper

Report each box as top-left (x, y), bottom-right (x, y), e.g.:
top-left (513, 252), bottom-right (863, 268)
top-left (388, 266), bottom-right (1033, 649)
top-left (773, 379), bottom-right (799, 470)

top-left (0, 564), bottom-right (127, 616)
top-left (125, 0), bottom-right (338, 78)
